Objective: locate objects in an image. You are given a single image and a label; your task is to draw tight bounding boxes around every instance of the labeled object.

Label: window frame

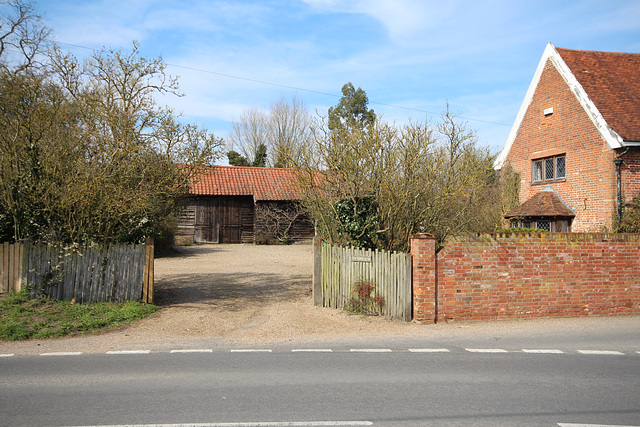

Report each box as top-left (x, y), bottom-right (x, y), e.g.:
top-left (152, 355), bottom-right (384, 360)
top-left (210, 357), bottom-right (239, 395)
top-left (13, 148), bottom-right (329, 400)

top-left (510, 218), bottom-right (571, 232)
top-left (532, 154), bottom-right (566, 185)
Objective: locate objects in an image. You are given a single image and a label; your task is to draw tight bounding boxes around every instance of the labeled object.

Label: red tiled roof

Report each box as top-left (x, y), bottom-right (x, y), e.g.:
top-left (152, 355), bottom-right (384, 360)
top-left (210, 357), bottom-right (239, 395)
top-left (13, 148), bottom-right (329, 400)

top-left (504, 188), bottom-right (575, 219)
top-left (190, 166), bottom-right (306, 201)
top-left (557, 47), bottom-right (640, 142)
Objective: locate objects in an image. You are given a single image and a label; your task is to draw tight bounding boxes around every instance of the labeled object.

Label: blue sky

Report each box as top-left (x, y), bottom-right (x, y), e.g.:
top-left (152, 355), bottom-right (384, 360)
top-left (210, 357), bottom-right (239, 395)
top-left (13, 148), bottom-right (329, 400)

top-left (39, 0), bottom-right (640, 160)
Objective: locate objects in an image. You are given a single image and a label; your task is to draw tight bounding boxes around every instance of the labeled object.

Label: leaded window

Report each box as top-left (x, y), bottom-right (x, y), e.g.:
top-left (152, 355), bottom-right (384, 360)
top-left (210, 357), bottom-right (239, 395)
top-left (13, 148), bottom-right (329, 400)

top-left (532, 155), bottom-right (566, 184)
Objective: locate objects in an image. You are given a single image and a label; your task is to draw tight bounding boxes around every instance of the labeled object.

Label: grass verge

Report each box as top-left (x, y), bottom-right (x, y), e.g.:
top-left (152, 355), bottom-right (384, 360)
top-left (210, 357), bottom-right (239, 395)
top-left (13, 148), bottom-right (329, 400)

top-left (0, 290), bottom-right (161, 341)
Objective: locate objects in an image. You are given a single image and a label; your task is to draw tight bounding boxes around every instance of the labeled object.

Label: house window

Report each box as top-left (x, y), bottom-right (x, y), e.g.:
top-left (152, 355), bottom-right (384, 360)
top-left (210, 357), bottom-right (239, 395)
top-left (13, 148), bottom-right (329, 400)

top-left (510, 218), bottom-right (571, 232)
top-left (532, 155), bottom-right (565, 184)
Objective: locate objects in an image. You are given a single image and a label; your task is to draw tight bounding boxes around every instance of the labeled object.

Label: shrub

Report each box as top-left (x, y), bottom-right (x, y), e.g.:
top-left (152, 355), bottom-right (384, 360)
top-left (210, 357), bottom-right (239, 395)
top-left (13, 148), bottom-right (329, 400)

top-left (347, 279), bottom-right (385, 316)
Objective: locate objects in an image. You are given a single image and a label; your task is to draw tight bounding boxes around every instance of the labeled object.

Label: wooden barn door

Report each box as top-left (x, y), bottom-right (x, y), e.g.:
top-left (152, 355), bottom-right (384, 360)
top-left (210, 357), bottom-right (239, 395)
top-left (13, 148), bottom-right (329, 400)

top-left (219, 196), bottom-right (254, 243)
top-left (194, 199), bottom-right (219, 243)
top-left (194, 197), bottom-right (254, 244)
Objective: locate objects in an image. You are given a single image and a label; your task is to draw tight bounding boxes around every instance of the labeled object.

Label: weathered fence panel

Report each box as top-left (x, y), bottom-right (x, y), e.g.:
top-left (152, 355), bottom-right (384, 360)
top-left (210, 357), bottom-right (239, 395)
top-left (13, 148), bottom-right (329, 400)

top-left (0, 241), bottom-right (154, 304)
top-left (313, 237), bottom-right (412, 321)
top-left (0, 242), bottom-right (23, 293)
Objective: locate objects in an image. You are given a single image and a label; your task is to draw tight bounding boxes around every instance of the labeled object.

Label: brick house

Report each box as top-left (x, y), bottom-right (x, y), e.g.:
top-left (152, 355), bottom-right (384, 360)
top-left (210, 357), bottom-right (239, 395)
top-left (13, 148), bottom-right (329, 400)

top-left (175, 166), bottom-right (315, 244)
top-left (495, 43), bottom-right (640, 232)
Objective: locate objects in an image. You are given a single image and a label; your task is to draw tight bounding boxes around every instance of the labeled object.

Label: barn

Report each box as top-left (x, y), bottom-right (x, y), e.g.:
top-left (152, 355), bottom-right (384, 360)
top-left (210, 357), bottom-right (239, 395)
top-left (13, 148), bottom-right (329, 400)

top-left (175, 166), bottom-right (315, 244)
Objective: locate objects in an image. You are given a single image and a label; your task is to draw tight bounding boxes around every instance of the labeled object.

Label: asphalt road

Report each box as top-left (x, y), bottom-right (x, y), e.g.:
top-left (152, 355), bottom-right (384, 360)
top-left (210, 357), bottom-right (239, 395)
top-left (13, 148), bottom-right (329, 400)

top-left (2, 327), bottom-right (639, 427)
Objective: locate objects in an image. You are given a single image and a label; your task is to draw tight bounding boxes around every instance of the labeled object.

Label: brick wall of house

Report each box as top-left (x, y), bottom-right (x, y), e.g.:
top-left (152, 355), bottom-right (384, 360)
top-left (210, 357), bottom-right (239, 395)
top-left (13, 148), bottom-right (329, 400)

top-left (505, 58), bottom-right (619, 231)
top-left (621, 147), bottom-right (640, 205)
top-left (411, 233), bottom-right (640, 323)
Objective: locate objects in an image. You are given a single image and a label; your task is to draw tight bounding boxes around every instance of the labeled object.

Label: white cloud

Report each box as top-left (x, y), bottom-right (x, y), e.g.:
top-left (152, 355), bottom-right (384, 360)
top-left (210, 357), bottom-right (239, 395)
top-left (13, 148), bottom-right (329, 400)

top-left (301, 0), bottom-right (455, 41)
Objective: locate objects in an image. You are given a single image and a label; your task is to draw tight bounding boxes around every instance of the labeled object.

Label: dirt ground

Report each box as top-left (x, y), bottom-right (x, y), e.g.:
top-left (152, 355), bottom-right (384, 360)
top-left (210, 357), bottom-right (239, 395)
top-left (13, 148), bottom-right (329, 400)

top-left (1, 243), bottom-right (430, 355)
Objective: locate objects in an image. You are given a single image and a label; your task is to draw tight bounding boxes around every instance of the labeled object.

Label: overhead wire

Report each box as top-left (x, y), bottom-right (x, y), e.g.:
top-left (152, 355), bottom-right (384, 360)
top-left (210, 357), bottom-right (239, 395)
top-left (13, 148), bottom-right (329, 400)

top-left (55, 40), bottom-right (510, 127)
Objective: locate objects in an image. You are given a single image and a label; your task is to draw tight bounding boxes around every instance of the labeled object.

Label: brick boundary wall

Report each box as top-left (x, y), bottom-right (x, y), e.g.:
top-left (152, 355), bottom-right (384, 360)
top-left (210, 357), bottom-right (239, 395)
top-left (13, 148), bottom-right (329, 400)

top-left (411, 233), bottom-right (640, 323)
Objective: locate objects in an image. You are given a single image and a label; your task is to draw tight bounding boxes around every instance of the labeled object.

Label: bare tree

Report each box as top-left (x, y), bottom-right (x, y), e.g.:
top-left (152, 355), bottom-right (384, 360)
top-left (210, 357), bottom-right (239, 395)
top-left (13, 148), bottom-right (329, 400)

top-left (298, 106), bottom-right (501, 251)
top-left (255, 202), bottom-right (307, 244)
top-left (0, 0), bottom-right (51, 73)
top-left (227, 95), bottom-right (312, 167)
top-left (268, 95), bottom-right (312, 168)
top-left (0, 19), bottom-right (222, 246)
top-left (228, 107), bottom-right (269, 165)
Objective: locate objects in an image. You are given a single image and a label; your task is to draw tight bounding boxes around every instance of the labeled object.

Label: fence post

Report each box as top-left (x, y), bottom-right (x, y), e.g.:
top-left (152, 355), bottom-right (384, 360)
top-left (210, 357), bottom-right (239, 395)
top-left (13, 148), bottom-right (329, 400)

top-left (312, 236), bottom-right (322, 306)
top-left (0, 242), bottom-right (7, 293)
top-left (143, 237), bottom-right (154, 304)
top-left (410, 234), bottom-right (437, 323)
top-left (15, 243), bottom-right (23, 292)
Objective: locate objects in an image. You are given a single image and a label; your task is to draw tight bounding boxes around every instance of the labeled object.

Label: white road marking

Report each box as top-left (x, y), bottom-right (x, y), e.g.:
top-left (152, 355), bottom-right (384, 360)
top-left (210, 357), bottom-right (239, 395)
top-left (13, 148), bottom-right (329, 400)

top-left (170, 349), bottom-right (214, 353)
top-left (523, 349), bottom-right (564, 354)
top-left (106, 350), bottom-right (151, 355)
top-left (0, 353), bottom-right (15, 357)
top-left (64, 422), bottom-right (374, 426)
top-left (40, 352), bottom-right (83, 356)
top-left (350, 349), bottom-right (392, 353)
top-left (292, 349), bottom-right (333, 352)
top-left (465, 348), bottom-right (508, 353)
top-left (558, 423), bottom-right (640, 426)
top-left (230, 349), bottom-right (273, 353)
top-left (577, 350), bottom-right (624, 355)
top-left (408, 348), bottom-right (450, 353)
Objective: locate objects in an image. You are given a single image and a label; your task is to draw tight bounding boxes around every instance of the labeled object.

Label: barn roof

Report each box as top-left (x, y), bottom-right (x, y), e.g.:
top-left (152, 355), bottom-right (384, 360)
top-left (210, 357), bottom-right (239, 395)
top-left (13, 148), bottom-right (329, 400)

top-left (189, 165), bottom-right (307, 201)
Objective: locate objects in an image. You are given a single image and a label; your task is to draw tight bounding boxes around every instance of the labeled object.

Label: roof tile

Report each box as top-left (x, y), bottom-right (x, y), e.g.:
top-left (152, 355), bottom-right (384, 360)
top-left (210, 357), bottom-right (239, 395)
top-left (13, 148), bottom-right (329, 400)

top-left (557, 47), bottom-right (640, 142)
top-left (504, 188), bottom-right (575, 218)
top-left (190, 166), bottom-right (306, 201)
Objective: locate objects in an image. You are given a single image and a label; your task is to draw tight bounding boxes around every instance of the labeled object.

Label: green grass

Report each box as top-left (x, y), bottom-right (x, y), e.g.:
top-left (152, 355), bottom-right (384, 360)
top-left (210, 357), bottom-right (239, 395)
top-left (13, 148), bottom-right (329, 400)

top-left (0, 290), bottom-right (161, 341)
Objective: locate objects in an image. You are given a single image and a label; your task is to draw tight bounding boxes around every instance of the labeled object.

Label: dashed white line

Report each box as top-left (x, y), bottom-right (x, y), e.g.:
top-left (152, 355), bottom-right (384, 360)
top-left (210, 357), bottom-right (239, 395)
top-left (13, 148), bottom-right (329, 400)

top-left (170, 349), bottom-right (214, 353)
top-left (558, 423), bottom-right (640, 426)
top-left (577, 350), bottom-right (624, 355)
top-left (2, 348), bottom-right (635, 358)
top-left (106, 350), bottom-right (151, 355)
top-left (64, 422), bottom-right (374, 426)
top-left (465, 348), bottom-right (508, 353)
top-left (40, 352), bottom-right (83, 356)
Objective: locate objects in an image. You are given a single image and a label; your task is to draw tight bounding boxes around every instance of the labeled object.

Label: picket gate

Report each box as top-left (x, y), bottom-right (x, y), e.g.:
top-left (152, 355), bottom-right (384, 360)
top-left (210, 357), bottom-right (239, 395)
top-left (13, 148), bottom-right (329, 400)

top-left (312, 237), bottom-right (412, 321)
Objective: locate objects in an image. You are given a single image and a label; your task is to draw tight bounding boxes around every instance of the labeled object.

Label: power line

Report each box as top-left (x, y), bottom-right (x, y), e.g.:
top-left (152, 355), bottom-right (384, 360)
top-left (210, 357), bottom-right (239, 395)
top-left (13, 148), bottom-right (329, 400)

top-left (55, 40), bottom-right (510, 127)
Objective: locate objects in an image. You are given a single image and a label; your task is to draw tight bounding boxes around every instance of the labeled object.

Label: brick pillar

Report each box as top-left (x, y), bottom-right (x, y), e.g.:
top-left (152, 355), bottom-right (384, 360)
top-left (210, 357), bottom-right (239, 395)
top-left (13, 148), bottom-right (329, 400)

top-left (410, 234), bottom-right (437, 323)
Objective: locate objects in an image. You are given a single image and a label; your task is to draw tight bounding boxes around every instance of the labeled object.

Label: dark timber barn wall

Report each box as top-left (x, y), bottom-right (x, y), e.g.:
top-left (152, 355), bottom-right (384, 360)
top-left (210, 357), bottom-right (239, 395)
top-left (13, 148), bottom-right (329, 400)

top-left (175, 166), bottom-right (315, 245)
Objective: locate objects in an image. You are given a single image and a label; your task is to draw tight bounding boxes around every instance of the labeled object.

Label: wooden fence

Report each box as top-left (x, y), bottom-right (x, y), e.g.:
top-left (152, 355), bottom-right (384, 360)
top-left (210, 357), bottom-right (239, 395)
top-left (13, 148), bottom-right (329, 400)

top-left (0, 239), bottom-right (154, 304)
top-left (0, 242), bottom-right (23, 294)
top-left (313, 237), bottom-right (412, 321)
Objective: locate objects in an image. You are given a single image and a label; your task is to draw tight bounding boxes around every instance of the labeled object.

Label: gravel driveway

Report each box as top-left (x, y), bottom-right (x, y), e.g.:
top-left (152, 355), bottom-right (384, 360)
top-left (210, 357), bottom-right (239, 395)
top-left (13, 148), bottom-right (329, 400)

top-left (148, 243), bottom-right (421, 344)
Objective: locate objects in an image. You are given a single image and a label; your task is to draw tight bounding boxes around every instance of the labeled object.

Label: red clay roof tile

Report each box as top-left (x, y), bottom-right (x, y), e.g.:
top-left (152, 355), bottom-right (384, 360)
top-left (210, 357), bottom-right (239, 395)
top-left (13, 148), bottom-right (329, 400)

top-left (557, 47), bottom-right (640, 142)
top-left (504, 188), bottom-right (575, 218)
top-left (190, 165), bottom-right (306, 201)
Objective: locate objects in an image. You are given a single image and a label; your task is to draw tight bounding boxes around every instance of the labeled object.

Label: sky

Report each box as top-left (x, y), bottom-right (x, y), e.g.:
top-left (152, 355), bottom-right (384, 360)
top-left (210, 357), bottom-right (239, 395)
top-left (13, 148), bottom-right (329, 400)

top-left (36, 0), bottom-right (640, 163)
